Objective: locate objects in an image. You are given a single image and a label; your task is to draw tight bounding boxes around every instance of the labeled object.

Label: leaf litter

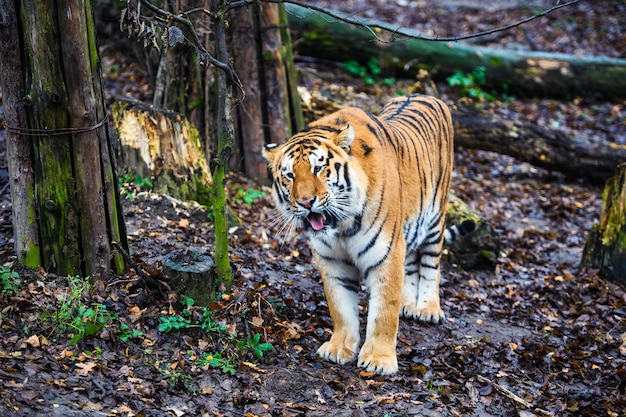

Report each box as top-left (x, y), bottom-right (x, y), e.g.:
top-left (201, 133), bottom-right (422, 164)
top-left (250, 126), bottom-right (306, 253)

top-left (1, 1), bottom-right (626, 416)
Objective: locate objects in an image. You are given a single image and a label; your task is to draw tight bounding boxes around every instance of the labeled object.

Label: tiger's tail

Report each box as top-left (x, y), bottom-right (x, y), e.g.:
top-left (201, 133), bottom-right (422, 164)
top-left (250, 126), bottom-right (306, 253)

top-left (444, 219), bottom-right (476, 245)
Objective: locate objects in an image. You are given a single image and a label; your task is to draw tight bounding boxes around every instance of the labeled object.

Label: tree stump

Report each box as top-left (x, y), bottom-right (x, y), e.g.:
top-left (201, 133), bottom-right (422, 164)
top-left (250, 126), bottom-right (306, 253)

top-left (112, 101), bottom-right (213, 205)
top-left (581, 164), bottom-right (626, 285)
top-left (162, 248), bottom-right (216, 307)
top-left (446, 194), bottom-right (501, 270)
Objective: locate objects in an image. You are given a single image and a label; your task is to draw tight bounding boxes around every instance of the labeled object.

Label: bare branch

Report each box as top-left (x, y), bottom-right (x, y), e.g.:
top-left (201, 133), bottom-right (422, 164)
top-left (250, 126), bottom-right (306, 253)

top-left (255, 0), bottom-right (580, 43)
top-left (136, 0), bottom-right (231, 74)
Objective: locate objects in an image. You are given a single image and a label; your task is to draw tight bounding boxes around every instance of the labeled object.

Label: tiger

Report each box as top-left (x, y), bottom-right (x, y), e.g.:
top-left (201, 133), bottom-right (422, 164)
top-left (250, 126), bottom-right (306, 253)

top-left (262, 94), bottom-right (475, 375)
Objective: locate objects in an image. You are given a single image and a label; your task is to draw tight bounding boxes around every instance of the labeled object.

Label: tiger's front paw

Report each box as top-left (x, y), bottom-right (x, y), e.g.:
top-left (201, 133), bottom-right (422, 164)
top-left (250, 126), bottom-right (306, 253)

top-left (414, 306), bottom-right (445, 324)
top-left (402, 303), bottom-right (446, 324)
top-left (317, 341), bottom-right (358, 365)
top-left (357, 343), bottom-right (398, 375)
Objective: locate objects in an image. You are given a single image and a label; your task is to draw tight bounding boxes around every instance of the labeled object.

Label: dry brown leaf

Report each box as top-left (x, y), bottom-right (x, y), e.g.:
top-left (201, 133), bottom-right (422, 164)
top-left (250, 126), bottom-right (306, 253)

top-left (75, 362), bottom-right (98, 376)
top-left (24, 335), bottom-right (40, 348)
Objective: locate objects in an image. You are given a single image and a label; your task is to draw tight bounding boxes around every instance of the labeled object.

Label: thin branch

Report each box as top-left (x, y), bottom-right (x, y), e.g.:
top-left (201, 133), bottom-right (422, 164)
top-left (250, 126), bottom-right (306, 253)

top-left (253, 0), bottom-right (580, 43)
top-left (137, 0), bottom-right (231, 74)
top-left (476, 375), bottom-right (554, 416)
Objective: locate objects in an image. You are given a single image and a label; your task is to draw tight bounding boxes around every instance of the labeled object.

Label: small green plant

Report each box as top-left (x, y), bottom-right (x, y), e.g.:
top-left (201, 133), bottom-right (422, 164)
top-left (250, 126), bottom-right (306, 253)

top-left (237, 333), bottom-right (274, 360)
top-left (162, 367), bottom-right (198, 393)
top-left (196, 351), bottom-right (238, 375)
top-left (233, 187), bottom-right (265, 205)
top-left (342, 57), bottom-right (395, 86)
top-left (118, 173), bottom-right (154, 199)
top-left (426, 380), bottom-right (444, 394)
top-left (158, 314), bottom-right (193, 332)
top-left (447, 66), bottom-right (495, 102)
top-left (118, 323), bottom-right (144, 343)
top-left (0, 266), bottom-right (20, 295)
top-left (68, 303), bottom-right (116, 345)
top-left (39, 276), bottom-right (116, 345)
top-left (158, 296), bottom-right (274, 375)
top-left (158, 297), bottom-right (228, 334)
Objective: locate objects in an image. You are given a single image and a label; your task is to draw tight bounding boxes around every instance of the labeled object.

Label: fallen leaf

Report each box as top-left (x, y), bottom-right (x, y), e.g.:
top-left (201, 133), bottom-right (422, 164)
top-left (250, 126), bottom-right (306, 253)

top-left (24, 335), bottom-right (40, 348)
top-left (242, 361), bottom-right (266, 373)
top-left (75, 362), bottom-right (98, 376)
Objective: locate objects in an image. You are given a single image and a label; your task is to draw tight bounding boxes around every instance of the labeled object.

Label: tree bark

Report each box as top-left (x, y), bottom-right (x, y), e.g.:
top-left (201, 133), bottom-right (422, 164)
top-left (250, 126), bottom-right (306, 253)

top-left (228, 2), bottom-right (303, 182)
top-left (581, 164), bottom-right (626, 285)
top-left (453, 112), bottom-right (626, 184)
top-left (229, 4), bottom-right (266, 179)
top-left (285, 3), bottom-right (626, 100)
top-left (0, 0), bottom-right (127, 277)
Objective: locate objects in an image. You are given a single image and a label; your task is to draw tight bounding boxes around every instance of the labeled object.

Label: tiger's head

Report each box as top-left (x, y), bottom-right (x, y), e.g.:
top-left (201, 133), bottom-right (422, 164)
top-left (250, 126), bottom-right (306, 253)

top-left (263, 123), bottom-right (368, 236)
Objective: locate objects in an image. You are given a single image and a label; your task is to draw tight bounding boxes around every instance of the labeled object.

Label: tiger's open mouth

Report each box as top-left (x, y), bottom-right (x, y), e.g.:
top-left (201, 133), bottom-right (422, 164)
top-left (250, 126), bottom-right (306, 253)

top-left (306, 212), bottom-right (336, 232)
top-left (307, 212), bottom-right (325, 231)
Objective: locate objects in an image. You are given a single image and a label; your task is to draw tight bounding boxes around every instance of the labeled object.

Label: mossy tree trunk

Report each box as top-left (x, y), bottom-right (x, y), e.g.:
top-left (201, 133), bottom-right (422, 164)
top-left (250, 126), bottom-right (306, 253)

top-left (0, 0), bottom-right (128, 278)
top-left (581, 164), bottom-right (626, 285)
top-left (211, 1), bottom-right (235, 291)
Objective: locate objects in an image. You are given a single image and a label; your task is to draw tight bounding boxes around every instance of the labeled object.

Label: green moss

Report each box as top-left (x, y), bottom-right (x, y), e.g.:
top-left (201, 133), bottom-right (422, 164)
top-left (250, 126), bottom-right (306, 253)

top-left (153, 172), bottom-right (212, 206)
top-left (488, 56), bottom-right (503, 66)
top-left (84, 0), bottom-right (100, 69)
top-left (601, 169), bottom-right (626, 246)
top-left (447, 193), bottom-right (481, 225)
top-left (112, 100), bottom-right (129, 121)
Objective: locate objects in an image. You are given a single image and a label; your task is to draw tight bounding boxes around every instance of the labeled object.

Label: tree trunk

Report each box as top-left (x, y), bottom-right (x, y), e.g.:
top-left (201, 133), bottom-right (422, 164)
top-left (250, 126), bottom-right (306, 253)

top-left (0, 0), bottom-right (127, 278)
top-left (211, 4), bottom-right (234, 291)
top-left (453, 112), bottom-right (626, 184)
top-left (228, 2), bottom-right (303, 182)
top-left (229, 4), bottom-right (265, 179)
top-left (0, 0), bottom-right (40, 267)
top-left (285, 3), bottom-right (626, 100)
top-left (581, 164), bottom-right (626, 284)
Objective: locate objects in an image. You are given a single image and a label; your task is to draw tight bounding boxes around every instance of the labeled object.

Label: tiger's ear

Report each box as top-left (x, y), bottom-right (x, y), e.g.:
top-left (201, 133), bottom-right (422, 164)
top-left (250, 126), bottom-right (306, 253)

top-left (262, 143), bottom-right (280, 164)
top-left (336, 125), bottom-right (354, 152)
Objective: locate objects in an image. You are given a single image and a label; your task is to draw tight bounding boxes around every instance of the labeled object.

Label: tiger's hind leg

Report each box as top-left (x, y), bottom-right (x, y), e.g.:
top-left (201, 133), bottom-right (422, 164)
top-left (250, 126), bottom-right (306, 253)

top-left (401, 242), bottom-right (445, 324)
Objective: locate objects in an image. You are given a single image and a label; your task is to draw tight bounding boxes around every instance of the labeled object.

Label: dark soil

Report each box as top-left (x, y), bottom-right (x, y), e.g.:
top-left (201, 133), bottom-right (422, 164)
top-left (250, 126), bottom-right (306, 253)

top-left (1, 1), bottom-right (625, 416)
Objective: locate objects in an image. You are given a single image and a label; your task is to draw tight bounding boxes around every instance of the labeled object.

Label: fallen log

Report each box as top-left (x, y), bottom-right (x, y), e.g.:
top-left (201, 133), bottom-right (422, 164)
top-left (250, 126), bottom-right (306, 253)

top-left (452, 111), bottom-right (626, 183)
top-left (285, 3), bottom-right (626, 100)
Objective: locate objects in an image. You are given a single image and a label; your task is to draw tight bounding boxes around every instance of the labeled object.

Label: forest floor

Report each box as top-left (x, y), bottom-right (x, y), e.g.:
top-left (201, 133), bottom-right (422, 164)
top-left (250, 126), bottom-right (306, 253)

top-left (1, 1), bottom-right (626, 416)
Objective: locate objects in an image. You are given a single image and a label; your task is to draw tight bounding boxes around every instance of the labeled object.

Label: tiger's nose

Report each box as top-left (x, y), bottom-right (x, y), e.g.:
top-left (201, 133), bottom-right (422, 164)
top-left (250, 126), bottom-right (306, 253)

top-left (299, 196), bottom-right (316, 209)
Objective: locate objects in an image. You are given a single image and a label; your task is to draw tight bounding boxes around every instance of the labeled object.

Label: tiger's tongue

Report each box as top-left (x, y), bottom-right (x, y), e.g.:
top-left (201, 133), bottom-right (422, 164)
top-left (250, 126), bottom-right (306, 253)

top-left (307, 213), bottom-right (324, 231)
